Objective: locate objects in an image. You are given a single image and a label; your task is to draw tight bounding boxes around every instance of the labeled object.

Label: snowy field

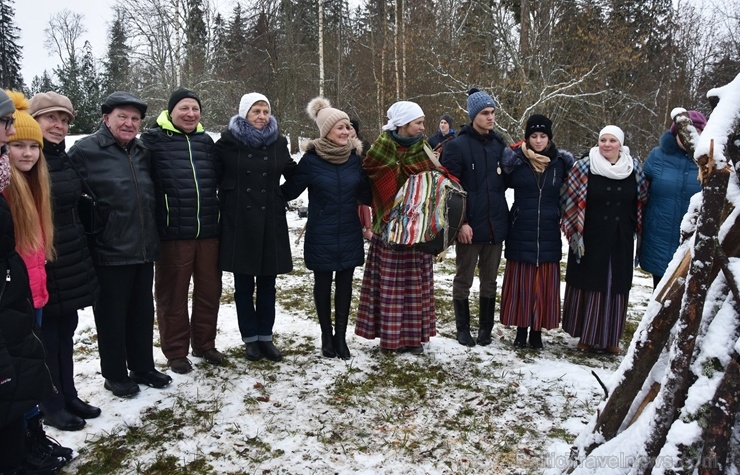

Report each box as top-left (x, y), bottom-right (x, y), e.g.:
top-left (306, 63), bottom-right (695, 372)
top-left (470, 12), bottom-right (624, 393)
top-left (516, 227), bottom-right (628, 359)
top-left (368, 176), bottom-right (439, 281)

top-left (46, 143), bottom-right (657, 473)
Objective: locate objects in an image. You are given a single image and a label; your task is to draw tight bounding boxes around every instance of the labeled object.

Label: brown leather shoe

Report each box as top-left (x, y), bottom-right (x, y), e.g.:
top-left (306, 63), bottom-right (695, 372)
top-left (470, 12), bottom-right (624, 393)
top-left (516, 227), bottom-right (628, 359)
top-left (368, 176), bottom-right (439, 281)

top-left (168, 358), bottom-right (192, 374)
top-left (606, 345), bottom-right (620, 355)
top-left (193, 348), bottom-right (224, 366)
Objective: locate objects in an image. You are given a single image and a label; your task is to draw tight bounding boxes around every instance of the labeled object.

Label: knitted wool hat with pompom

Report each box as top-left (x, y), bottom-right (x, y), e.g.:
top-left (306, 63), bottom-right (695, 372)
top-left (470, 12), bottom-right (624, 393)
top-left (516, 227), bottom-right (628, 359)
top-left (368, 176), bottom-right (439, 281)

top-left (306, 97), bottom-right (350, 139)
top-left (7, 91), bottom-right (43, 146)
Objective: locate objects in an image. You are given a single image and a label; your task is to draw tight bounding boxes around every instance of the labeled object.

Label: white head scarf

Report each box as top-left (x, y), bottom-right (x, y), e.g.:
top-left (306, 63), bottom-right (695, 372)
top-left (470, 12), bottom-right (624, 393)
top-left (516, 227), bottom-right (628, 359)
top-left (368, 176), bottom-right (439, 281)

top-left (382, 101), bottom-right (424, 131)
top-left (590, 125), bottom-right (633, 179)
top-left (239, 93), bottom-right (270, 118)
top-left (599, 125), bottom-right (624, 145)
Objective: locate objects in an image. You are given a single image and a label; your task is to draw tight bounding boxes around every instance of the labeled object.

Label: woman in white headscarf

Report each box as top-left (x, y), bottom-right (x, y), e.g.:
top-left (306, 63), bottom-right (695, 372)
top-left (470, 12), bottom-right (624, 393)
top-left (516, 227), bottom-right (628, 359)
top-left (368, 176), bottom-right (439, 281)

top-left (560, 126), bottom-right (648, 354)
top-left (354, 101), bottom-right (439, 355)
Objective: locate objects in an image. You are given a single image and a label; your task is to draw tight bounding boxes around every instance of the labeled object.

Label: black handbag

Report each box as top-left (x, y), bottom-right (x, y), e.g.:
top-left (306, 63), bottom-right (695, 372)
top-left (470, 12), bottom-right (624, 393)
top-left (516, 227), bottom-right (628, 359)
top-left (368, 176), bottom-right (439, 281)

top-left (70, 164), bottom-right (103, 236)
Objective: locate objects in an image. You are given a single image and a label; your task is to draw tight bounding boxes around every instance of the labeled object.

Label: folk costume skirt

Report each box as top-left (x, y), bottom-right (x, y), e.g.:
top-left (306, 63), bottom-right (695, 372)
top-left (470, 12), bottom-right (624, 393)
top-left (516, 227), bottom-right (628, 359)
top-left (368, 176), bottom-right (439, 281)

top-left (499, 260), bottom-right (560, 330)
top-left (355, 235), bottom-right (436, 349)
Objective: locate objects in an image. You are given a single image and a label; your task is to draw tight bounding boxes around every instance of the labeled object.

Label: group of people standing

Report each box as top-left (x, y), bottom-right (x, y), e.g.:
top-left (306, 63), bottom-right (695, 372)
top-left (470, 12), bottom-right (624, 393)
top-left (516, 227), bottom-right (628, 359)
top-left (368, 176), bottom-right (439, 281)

top-left (0, 80), bottom-right (705, 473)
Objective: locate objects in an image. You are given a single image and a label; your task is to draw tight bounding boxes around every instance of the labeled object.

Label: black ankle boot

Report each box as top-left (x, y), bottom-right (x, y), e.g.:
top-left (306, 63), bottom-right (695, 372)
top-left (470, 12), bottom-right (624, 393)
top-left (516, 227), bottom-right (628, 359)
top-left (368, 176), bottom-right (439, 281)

top-left (513, 327), bottom-right (528, 348)
top-left (453, 299), bottom-right (476, 347)
top-left (333, 312), bottom-right (351, 360)
top-left (529, 328), bottom-right (543, 350)
top-left (321, 332), bottom-right (336, 358)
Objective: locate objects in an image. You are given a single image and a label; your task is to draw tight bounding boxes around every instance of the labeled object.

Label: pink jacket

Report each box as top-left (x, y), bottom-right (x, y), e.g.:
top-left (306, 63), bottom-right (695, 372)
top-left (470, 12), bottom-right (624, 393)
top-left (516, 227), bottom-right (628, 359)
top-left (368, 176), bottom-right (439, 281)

top-left (20, 245), bottom-right (48, 309)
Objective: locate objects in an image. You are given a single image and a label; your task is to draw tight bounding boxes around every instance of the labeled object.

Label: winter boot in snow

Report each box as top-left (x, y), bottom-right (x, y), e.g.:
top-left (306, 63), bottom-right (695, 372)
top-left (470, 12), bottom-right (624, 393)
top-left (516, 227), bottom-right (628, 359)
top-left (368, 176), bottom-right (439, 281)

top-left (529, 328), bottom-right (543, 350)
top-left (513, 327), bottom-right (528, 348)
top-left (333, 311), bottom-right (351, 360)
top-left (476, 297), bottom-right (495, 346)
top-left (27, 413), bottom-right (72, 462)
top-left (453, 299), bottom-right (476, 347)
top-left (315, 291), bottom-right (336, 358)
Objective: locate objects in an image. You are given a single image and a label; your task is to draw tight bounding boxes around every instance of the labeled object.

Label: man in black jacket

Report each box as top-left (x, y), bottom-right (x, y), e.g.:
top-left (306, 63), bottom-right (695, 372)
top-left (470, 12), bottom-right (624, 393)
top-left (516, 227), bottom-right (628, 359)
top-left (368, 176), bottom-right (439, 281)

top-left (69, 92), bottom-right (171, 398)
top-left (440, 88), bottom-right (511, 348)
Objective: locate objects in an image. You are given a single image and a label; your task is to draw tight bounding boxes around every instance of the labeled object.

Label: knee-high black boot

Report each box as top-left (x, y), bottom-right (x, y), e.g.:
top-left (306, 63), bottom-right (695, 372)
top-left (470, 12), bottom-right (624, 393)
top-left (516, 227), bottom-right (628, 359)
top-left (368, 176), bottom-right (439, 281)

top-left (314, 284), bottom-right (335, 358)
top-left (333, 311), bottom-right (351, 360)
top-left (453, 299), bottom-right (476, 346)
top-left (477, 297), bottom-right (495, 346)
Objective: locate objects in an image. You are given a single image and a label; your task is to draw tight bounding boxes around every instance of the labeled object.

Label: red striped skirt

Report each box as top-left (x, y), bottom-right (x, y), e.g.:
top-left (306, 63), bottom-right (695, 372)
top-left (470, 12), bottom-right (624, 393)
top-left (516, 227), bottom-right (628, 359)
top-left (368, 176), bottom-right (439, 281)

top-left (499, 260), bottom-right (561, 330)
top-left (562, 264), bottom-right (628, 348)
top-left (354, 236), bottom-right (436, 349)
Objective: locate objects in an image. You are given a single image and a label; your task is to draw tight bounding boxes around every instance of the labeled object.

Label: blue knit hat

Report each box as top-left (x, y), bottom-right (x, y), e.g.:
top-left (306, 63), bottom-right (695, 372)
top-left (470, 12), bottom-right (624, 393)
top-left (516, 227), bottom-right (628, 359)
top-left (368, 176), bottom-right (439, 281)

top-left (466, 88), bottom-right (497, 120)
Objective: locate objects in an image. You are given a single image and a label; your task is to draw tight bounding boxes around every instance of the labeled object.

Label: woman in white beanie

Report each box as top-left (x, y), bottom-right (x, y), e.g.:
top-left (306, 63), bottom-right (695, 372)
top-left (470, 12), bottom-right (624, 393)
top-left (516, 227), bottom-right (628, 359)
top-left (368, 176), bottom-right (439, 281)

top-left (354, 101), bottom-right (439, 355)
top-left (281, 97), bottom-right (370, 359)
top-left (214, 93), bottom-right (296, 362)
top-left (561, 125), bottom-right (648, 354)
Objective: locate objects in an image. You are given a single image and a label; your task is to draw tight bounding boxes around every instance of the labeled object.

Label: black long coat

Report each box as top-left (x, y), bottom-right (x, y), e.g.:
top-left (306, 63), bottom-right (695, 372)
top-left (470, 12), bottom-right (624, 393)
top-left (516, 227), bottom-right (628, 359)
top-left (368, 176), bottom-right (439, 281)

top-left (43, 139), bottom-right (98, 316)
top-left (214, 129), bottom-right (296, 276)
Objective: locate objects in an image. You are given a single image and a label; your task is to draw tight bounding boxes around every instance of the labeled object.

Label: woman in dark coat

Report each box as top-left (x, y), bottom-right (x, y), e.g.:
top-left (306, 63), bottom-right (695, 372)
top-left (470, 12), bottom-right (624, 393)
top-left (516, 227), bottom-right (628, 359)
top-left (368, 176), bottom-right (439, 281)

top-left (214, 93), bottom-right (296, 362)
top-left (0, 91), bottom-right (63, 474)
top-left (28, 92), bottom-right (100, 430)
top-left (282, 97), bottom-right (370, 359)
top-left (561, 126), bottom-right (648, 354)
top-left (500, 114), bottom-right (573, 349)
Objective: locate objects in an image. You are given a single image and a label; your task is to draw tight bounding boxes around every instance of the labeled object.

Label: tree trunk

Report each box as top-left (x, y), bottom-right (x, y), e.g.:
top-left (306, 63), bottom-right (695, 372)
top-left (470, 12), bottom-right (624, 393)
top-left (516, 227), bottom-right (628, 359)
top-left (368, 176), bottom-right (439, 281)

top-left (699, 352), bottom-right (740, 475)
top-left (639, 164), bottom-right (732, 474)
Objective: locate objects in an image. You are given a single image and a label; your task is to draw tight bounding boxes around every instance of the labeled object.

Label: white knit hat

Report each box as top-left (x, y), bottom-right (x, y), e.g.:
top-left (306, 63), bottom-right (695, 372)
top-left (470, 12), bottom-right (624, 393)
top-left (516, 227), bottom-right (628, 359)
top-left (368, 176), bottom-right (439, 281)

top-left (382, 101), bottom-right (424, 131)
top-left (239, 93), bottom-right (270, 118)
top-left (306, 97), bottom-right (350, 138)
top-left (599, 125), bottom-right (625, 145)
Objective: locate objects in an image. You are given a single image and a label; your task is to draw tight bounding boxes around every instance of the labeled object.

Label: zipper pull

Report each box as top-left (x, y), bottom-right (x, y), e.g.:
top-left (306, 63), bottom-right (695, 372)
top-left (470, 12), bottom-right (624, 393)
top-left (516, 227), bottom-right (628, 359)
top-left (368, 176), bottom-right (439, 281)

top-left (5, 269), bottom-right (10, 281)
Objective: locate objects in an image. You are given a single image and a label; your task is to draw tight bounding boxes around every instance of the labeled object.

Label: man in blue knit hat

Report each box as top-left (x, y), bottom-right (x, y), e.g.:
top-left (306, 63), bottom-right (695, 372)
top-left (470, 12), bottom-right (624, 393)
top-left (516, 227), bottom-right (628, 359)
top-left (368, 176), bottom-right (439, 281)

top-left (440, 88), bottom-right (511, 347)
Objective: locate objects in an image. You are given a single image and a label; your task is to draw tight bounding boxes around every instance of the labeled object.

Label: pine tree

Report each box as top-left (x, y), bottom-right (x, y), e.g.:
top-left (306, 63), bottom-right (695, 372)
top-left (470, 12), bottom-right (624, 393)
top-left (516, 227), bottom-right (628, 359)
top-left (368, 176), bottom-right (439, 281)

top-left (102, 8), bottom-right (131, 96)
top-left (28, 71), bottom-right (55, 96)
top-left (183, 0), bottom-right (207, 87)
top-left (0, 0), bottom-right (25, 90)
top-left (75, 41), bottom-right (103, 133)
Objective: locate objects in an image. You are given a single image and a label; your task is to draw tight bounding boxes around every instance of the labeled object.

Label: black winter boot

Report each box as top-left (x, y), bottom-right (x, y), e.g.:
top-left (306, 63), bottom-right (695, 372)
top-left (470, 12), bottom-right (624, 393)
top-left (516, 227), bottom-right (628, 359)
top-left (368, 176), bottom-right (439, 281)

top-left (477, 297), bottom-right (495, 346)
top-left (27, 413), bottom-right (73, 461)
top-left (453, 299), bottom-right (476, 347)
top-left (529, 328), bottom-right (543, 350)
top-left (513, 327), bottom-right (528, 348)
top-left (333, 311), bottom-right (351, 360)
top-left (315, 283), bottom-right (336, 358)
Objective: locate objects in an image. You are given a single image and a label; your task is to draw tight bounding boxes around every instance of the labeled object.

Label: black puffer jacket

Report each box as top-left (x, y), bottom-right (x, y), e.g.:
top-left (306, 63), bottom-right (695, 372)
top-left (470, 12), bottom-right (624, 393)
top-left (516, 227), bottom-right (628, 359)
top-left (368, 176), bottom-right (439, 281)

top-left (440, 125), bottom-right (511, 244)
top-left (68, 123), bottom-right (160, 265)
top-left (0, 194), bottom-right (55, 427)
top-left (43, 139), bottom-right (98, 316)
top-left (140, 111), bottom-right (219, 240)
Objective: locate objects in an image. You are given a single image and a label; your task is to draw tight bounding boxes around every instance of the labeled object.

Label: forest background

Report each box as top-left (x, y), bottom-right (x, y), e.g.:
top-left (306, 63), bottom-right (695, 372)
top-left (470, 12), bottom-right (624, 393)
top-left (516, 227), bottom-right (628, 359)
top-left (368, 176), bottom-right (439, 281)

top-left (0, 0), bottom-right (738, 157)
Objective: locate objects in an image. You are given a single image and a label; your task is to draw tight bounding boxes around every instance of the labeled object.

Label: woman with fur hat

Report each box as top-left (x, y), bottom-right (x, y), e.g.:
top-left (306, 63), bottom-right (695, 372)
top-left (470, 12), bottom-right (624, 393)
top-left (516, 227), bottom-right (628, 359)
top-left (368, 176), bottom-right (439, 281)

top-left (639, 109), bottom-right (706, 288)
top-left (281, 97), bottom-right (370, 359)
top-left (561, 126), bottom-right (648, 354)
top-left (214, 93), bottom-right (296, 362)
top-left (500, 114), bottom-right (573, 349)
top-left (29, 91), bottom-right (101, 431)
top-left (354, 101), bottom-right (439, 355)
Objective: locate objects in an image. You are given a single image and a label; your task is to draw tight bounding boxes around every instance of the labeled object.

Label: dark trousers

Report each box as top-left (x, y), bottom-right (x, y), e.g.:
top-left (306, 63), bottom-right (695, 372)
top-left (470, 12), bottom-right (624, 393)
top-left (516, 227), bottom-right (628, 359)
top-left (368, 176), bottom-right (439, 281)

top-left (39, 311), bottom-right (79, 414)
top-left (94, 264), bottom-right (156, 381)
top-left (234, 274), bottom-right (276, 342)
top-left (155, 239), bottom-right (221, 360)
top-left (313, 268), bottom-right (354, 324)
top-left (0, 417), bottom-right (25, 470)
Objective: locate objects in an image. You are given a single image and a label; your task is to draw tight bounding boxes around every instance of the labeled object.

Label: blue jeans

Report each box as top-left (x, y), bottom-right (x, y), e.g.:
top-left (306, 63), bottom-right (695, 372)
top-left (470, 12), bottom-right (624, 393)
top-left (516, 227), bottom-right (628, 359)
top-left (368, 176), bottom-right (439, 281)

top-left (234, 274), bottom-right (277, 343)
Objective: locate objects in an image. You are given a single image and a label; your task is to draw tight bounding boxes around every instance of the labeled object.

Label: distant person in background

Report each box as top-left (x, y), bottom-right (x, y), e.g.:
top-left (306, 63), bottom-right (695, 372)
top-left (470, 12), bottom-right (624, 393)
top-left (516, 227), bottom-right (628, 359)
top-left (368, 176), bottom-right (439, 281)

top-left (0, 89), bottom-right (66, 475)
top-left (214, 93), bottom-right (296, 362)
top-left (440, 89), bottom-right (510, 348)
top-left (354, 101), bottom-right (439, 355)
top-left (282, 97), bottom-right (370, 359)
top-left (499, 114), bottom-right (573, 349)
top-left (561, 126), bottom-right (648, 355)
top-left (29, 91), bottom-right (100, 431)
top-left (428, 113), bottom-right (456, 155)
top-left (69, 92), bottom-right (171, 397)
top-left (141, 88), bottom-right (222, 375)
top-left (639, 110), bottom-right (706, 288)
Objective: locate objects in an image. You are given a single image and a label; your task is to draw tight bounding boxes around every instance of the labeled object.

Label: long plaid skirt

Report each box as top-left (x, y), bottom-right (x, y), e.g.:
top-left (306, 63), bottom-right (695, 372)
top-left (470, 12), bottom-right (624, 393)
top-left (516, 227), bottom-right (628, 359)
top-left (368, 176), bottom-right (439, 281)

top-left (354, 235), bottom-right (436, 349)
top-left (499, 260), bottom-right (561, 330)
top-left (562, 262), bottom-right (628, 348)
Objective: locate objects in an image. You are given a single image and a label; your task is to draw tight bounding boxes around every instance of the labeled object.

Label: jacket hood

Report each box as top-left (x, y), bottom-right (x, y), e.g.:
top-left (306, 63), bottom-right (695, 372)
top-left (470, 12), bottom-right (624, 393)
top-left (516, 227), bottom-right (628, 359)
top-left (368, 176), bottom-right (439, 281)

top-left (156, 110), bottom-right (204, 134)
top-left (458, 123), bottom-right (502, 143)
top-left (659, 130), bottom-right (686, 157)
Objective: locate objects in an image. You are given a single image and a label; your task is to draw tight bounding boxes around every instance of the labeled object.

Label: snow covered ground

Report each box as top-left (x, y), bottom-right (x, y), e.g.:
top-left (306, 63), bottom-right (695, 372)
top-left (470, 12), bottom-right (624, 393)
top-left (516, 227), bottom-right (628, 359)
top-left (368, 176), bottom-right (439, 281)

top-left (46, 180), bottom-right (655, 475)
